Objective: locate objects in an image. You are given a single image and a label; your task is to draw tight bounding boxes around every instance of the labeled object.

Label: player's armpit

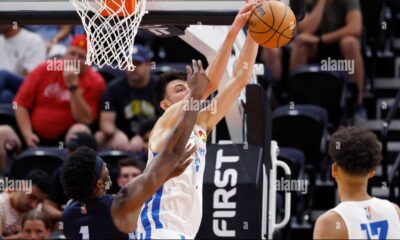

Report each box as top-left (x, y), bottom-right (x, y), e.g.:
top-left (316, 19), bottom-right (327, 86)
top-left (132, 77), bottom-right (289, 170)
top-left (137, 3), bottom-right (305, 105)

top-left (313, 211), bottom-right (348, 239)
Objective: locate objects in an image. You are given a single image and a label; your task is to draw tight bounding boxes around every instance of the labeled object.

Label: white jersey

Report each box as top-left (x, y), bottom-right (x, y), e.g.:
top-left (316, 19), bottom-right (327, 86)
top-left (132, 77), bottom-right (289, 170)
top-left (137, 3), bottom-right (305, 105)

top-left (136, 125), bottom-right (207, 239)
top-left (332, 197), bottom-right (400, 239)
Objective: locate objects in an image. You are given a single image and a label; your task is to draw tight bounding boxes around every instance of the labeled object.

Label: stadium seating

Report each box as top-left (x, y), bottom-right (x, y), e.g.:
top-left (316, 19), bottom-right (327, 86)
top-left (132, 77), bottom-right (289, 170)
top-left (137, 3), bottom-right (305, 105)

top-left (0, 104), bottom-right (20, 136)
top-left (286, 64), bottom-right (350, 126)
top-left (6, 147), bottom-right (66, 179)
top-left (277, 147), bottom-right (307, 222)
top-left (272, 104), bottom-right (328, 171)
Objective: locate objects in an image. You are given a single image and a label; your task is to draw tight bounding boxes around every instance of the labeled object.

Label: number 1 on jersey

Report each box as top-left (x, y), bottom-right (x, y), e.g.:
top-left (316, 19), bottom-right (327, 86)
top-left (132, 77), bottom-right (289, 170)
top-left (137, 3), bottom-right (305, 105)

top-left (79, 226), bottom-right (90, 239)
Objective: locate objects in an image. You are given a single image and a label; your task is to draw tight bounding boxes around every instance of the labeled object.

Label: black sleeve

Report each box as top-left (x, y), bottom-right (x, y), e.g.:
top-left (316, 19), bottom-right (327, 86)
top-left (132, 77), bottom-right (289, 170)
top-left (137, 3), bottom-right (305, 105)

top-left (101, 85), bottom-right (118, 112)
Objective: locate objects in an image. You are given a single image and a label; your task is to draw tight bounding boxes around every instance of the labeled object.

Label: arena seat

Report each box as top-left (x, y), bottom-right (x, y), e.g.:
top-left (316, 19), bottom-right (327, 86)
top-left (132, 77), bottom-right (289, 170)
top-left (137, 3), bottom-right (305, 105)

top-left (278, 148), bottom-right (307, 224)
top-left (272, 104), bottom-right (328, 172)
top-left (98, 150), bottom-right (137, 168)
top-left (7, 147), bottom-right (66, 179)
top-left (360, 0), bottom-right (388, 91)
top-left (0, 104), bottom-right (20, 135)
top-left (287, 64), bottom-right (350, 126)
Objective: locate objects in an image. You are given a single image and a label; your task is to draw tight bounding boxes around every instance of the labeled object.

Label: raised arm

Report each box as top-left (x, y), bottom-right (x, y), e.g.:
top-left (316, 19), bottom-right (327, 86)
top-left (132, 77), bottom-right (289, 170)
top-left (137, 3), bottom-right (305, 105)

top-left (203, 33), bottom-right (259, 133)
top-left (111, 61), bottom-right (209, 233)
top-left (203, 0), bottom-right (258, 99)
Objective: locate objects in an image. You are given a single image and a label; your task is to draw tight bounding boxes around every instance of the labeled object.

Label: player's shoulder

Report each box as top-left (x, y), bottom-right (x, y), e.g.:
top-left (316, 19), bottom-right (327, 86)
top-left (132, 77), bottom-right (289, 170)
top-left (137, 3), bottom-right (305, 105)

top-left (390, 202), bottom-right (400, 217)
top-left (62, 200), bottom-right (81, 221)
top-left (314, 210), bottom-right (348, 239)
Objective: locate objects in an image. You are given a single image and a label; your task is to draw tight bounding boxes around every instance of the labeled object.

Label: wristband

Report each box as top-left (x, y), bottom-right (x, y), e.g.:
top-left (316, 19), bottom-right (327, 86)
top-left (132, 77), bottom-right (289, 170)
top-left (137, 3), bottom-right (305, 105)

top-left (68, 85), bottom-right (78, 92)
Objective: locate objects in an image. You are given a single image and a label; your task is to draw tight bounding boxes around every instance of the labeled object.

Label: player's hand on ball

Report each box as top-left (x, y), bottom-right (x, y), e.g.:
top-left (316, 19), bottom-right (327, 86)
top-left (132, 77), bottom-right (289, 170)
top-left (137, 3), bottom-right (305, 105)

top-left (186, 60), bottom-right (209, 99)
top-left (167, 144), bottom-right (197, 180)
top-left (232, 0), bottom-right (258, 31)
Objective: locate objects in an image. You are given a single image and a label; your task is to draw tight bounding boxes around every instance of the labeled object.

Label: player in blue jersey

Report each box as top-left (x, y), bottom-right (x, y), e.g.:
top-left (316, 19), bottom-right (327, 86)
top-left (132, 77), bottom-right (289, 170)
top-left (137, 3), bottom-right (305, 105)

top-left (60, 60), bottom-right (209, 239)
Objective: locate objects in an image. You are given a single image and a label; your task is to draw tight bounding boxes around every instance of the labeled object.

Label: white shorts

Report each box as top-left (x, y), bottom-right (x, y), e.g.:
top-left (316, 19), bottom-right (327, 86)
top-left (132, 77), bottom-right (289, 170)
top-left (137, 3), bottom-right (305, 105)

top-left (134, 229), bottom-right (192, 240)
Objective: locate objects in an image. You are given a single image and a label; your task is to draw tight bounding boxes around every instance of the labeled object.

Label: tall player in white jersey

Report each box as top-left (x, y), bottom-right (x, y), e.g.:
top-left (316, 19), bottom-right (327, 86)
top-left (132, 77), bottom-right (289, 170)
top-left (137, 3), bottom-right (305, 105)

top-left (314, 127), bottom-right (400, 239)
top-left (135, 1), bottom-right (259, 239)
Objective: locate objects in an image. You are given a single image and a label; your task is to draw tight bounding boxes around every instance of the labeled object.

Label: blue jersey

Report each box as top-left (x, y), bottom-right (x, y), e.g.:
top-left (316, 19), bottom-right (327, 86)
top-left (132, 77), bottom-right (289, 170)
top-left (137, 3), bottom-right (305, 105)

top-left (62, 195), bottom-right (130, 240)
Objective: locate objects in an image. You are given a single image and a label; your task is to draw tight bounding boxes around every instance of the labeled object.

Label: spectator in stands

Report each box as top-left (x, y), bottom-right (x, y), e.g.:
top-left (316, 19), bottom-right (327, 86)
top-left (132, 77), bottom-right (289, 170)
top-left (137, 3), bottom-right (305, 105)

top-left (0, 24), bottom-right (46, 103)
top-left (96, 44), bottom-right (159, 152)
top-left (117, 157), bottom-right (146, 189)
top-left (0, 125), bottom-right (21, 174)
top-left (25, 25), bottom-right (73, 50)
top-left (20, 209), bottom-right (51, 240)
top-left (14, 35), bottom-right (106, 148)
top-left (0, 169), bottom-right (50, 238)
top-left (290, 0), bottom-right (366, 121)
top-left (43, 132), bottom-right (97, 222)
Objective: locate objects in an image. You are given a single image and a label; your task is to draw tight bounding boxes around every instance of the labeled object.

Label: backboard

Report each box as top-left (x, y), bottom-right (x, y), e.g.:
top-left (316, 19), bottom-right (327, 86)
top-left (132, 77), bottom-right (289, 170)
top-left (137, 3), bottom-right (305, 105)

top-left (0, 0), bottom-right (245, 25)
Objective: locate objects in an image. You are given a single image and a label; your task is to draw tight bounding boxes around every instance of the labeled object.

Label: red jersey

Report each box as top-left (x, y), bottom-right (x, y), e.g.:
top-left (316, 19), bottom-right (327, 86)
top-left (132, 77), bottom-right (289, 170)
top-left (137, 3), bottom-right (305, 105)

top-left (14, 60), bottom-right (106, 140)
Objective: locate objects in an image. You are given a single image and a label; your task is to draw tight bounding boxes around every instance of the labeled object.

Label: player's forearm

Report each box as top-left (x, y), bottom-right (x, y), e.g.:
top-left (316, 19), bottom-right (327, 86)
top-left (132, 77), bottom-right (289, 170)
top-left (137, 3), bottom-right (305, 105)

top-left (204, 28), bottom-right (240, 99)
top-left (69, 89), bottom-right (93, 124)
top-left (298, 0), bottom-right (326, 33)
top-left (15, 106), bottom-right (33, 140)
top-left (114, 107), bottom-right (199, 213)
top-left (161, 95), bottom-right (200, 157)
top-left (232, 34), bottom-right (258, 86)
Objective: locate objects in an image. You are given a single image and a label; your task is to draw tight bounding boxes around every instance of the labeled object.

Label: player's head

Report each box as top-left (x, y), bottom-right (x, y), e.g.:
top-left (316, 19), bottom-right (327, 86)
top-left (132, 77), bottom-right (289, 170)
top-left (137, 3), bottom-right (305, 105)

top-left (117, 157), bottom-right (145, 188)
top-left (61, 146), bottom-right (111, 203)
top-left (64, 35), bottom-right (88, 72)
top-left (10, 169), bottom-right (50, 213)
top-left (125, 45), bottom-right (153, 88)
top-left (328, 127), bottom-right (382, 183)
top-left (21, 209), bottom-right (51, 240)
top-left (155, 71), bottom-right (188, 111)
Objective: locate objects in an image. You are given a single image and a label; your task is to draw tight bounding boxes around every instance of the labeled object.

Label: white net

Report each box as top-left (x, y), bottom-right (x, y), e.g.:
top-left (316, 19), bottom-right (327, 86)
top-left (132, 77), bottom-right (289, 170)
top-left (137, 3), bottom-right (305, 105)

top-left (69, 0), bottom-right (147, 70)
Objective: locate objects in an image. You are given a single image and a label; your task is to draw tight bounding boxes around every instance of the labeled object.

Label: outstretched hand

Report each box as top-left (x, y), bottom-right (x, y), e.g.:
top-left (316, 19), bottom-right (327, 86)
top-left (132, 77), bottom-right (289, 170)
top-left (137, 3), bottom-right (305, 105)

top-left (186, 59), bottom-right (209, 99)
top-left (232, 0), bottom-right (259, 31)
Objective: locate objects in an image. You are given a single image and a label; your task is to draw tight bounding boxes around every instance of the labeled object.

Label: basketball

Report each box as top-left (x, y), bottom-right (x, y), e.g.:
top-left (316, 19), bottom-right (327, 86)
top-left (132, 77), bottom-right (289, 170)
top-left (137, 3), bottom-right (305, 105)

top-left (249, 0), bottom-right (296, 48)
top-left (100, 0), bottom-right (136, 17)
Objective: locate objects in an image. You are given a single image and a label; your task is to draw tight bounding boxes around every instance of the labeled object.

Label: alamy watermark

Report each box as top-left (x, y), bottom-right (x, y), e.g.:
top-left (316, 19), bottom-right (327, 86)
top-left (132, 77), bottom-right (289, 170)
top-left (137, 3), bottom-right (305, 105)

top-left (183, 97), bottom-right (217, 115)
top-left (46, 58), bottom-right (81, 74)
top-left (321, 57), bottom-right (354, 75)
top-left (274, 177), bottom-right (309, 195)
top-left (0, 177), bottom-right (32, 194)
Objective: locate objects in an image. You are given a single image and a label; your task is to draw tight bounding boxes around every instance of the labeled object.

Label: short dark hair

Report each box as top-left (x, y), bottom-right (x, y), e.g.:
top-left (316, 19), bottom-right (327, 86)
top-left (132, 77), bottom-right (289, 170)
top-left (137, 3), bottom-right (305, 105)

top-left (61, 146), bottom-right (98, 202)
top-left (328, 127), bottom-right (382, 175)
top-left (154, 71), bottom-right (186, 111)
top-left (118, 157), bottom-right (146, 172)
top-left (24, 169), bottom-right (51, 194)
top-left (21, 209), bottom-right (52, 230)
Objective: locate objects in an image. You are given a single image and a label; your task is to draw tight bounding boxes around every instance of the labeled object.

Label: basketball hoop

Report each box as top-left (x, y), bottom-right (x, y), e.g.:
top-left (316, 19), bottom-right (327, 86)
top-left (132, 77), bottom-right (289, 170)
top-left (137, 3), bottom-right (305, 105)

top-left (69, 0), bottom-right (147, 70)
